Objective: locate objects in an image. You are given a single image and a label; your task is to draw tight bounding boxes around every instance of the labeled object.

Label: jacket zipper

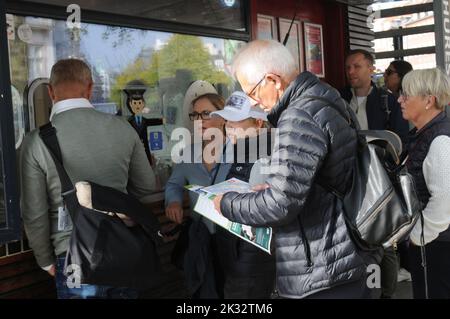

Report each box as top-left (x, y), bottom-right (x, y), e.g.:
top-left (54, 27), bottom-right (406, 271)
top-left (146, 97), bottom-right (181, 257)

top-left (297, 214), bottom-right (313, 267)
top-left (358, 189), bottom-right (394, 231)
top-left (383, 214), bottom-right (420, 249)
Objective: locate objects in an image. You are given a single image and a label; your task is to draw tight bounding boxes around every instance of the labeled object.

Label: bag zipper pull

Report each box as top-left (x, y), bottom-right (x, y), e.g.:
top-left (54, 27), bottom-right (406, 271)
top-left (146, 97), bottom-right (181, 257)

top-left (392, 240), bottom-right (398, 251)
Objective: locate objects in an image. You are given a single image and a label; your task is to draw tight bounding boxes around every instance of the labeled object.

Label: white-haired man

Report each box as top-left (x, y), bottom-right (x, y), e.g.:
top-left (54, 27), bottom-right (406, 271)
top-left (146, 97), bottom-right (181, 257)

top-left (214, 40), bottom-right (378, 298)
top-left (21, 59), bottom-right (156, 299)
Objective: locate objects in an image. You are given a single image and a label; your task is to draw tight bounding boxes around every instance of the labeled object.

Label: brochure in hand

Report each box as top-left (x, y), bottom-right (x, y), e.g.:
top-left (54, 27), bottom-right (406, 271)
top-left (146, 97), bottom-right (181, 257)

top-left (185, 178), bottom-right (272, 254)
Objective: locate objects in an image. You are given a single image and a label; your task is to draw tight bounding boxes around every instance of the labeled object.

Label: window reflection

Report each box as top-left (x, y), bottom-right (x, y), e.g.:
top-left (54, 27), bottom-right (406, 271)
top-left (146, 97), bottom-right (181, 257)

top-left (11, 85), bottom-right (25, 149)
top-left (24, 0), bottom-right (246, 31)
top-left (8, 14), bottom-right (244, 191)
top-left (0, 149), bottom-right (5, 228)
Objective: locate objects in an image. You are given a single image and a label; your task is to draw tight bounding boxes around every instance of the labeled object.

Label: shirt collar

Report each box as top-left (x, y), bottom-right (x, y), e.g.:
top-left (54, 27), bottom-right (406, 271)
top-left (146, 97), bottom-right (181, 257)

top-left (350, 85), bottom-right (373, 99)
top-left (50, 98), bottom-right (94, 121)
top-left (410, 111), bottom-right (447, 139)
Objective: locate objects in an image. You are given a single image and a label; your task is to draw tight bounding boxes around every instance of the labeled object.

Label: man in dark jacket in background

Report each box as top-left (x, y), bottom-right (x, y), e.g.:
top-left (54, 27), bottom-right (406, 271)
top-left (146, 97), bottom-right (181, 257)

top-left (339, 49), bottom-right (410, 142)
top-left (340, 49), bottom-right (410, 298)
top-left (213, 40), bottom-right (377, 299)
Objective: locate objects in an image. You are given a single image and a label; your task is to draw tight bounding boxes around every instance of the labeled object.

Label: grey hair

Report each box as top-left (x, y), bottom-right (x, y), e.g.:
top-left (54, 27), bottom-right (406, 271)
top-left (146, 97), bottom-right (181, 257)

top-left (402, 68), bottom-right (450, 110)
top-left (231, 40), bottom-right (298, 85)
top-left (49, 58), bottom-right (92, 87)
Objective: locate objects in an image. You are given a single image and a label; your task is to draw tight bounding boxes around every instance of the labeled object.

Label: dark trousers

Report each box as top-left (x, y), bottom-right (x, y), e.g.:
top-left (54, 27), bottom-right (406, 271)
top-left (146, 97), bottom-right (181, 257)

top-left (380, 247), bottom-right (398, 298)
top-left (55, 255), bottom-right (139, 299)
top-left (211, 235), bottom-right (225, 299)
top-left (397, 240), bottom-right (410, 271)
top-left (304, 277), bottom-right (372, 299)
top-left (224, 274), bottom-right (275, 299)
top-left (191, 234), bottom-right (225, 299)
top-left (215, 227), bottom-right (276, 299)
top-left (409, 240), bottom-right (450, 299)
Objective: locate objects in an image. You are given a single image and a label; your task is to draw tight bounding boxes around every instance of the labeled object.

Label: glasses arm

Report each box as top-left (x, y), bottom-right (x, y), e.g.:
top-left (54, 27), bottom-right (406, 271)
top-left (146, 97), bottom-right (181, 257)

top-left (247, 76), bottom-right (266, 97)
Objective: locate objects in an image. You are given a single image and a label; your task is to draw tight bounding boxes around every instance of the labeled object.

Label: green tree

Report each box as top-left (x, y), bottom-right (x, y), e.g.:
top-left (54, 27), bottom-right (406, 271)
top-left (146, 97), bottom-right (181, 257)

top-left (110, 56), bottom-right (152, 106)
top-left (111, 34), bottom-right (231, 105)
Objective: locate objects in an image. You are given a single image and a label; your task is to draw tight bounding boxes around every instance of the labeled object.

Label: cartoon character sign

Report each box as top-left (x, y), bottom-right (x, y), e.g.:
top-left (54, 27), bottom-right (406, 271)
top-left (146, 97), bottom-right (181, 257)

top-left (124, 79), bottom-right (147, 116)
top-left (123, 80), bottom-right (163, 166)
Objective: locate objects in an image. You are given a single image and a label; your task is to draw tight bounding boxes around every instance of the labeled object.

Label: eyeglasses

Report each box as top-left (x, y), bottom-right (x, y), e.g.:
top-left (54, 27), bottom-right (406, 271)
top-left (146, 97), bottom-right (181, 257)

top-left (247, 75), bottom-right (266, 99)
top-left (398, 90), bottom-right (410, 101)
top-left (245, 73), bottom-right (281, 104)
top-left (189, 111), bottom-right (212, 121)
top-left (385, 68), bottom-right (397, 76)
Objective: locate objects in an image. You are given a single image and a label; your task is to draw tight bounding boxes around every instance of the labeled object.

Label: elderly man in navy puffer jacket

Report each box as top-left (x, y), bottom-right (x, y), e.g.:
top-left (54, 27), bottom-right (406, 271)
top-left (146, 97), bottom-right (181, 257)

top-left (214, 40), bottom-right (380, 299)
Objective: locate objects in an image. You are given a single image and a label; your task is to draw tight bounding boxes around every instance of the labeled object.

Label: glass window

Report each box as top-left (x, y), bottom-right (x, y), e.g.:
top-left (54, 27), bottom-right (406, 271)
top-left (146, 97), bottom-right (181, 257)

top-left (374, 38), bottom-right (394, 57)
top-left (1, 10), bottom-right (21, 242)
top-left (0, 148), bottom-right (5, 228)
top-left (374, 57), bottom-right (393, 75)
top-left (22, 0), bottom-right (246, 32)
top-left (11, 85), bottom-right (25, 150)
top-left (7, 14), bottom-right (244, 192)
top-left (403, 32), bottom-right (435, 50)
top-left (404, 54), bottom-right (436, 69)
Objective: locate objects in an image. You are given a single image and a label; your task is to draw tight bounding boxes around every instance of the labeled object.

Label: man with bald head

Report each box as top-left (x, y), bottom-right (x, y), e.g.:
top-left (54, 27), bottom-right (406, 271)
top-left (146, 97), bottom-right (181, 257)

top-left (213, 40), bottom-right (378, 299)
top-left (20, 59), bottom-right (156, 299)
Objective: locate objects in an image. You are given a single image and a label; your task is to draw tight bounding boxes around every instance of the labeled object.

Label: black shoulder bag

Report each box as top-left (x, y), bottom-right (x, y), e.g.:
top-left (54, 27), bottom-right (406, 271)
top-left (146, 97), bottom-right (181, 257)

top-left (39, 123), bottom-right (162, 289)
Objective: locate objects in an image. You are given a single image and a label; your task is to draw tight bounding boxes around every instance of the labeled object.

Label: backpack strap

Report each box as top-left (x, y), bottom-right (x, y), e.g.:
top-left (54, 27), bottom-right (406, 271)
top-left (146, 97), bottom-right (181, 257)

top-left (38, 123), bottom-right (75, 197)
top-left (297, 96), bottom-right (385, 252)
top-left (379, 88), bottom-right (391, 130)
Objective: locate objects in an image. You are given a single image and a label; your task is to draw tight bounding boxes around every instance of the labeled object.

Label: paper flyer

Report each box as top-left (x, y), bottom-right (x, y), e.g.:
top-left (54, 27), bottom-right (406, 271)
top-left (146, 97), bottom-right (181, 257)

top-left (185, 178), bottom-right (272, 254)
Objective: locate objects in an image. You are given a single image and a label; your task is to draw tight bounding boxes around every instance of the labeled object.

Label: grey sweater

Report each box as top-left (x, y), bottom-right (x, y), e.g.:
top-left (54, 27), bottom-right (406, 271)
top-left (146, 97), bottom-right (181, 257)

top-left (20, 107), bottom-right (156, 268)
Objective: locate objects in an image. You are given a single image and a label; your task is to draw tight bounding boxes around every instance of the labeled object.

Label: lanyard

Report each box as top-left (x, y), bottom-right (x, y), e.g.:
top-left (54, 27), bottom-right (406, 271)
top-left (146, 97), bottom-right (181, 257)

top-left (210, 144), bottom-right (227, 185)
top-left (211, 162), bottom-right (221, 185)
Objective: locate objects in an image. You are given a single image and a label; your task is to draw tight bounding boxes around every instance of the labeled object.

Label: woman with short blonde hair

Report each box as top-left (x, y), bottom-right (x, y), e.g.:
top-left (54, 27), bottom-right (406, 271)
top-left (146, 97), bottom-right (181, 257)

top-left (401, 68), bottom-right (450, 112)
top-left (398, 67), bottom-right (450, 299)
top-left (165, 85), bottom-right (230, 298)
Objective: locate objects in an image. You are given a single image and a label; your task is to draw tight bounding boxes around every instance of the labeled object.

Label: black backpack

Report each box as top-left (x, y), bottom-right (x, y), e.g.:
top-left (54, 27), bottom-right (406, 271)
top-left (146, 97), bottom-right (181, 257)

top-left (39, 123), bottom-right (162, 289)
top-left (301, 95), bottom-right (422, 251)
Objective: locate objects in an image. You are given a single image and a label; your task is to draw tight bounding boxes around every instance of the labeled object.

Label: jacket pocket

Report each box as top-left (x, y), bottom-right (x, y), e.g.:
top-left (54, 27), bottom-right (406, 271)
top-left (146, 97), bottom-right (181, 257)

top-left (297, 214), bottom-right (313, 267)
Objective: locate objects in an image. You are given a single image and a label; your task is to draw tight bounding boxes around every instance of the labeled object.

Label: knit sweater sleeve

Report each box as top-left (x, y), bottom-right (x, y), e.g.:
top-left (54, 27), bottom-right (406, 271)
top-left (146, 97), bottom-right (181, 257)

top-left (410, 135), bottom-right (450, 245)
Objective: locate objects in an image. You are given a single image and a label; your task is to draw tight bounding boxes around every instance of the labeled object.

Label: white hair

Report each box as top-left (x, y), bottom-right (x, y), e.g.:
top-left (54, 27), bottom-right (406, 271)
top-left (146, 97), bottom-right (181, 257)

top-left (231, 40), bottom-right (298, 85)
top-left (402, 68), bottom-right (450, 110)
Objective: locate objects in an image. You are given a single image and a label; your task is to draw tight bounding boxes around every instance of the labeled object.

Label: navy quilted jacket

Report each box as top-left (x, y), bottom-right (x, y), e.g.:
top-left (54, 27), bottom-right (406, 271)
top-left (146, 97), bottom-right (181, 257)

top-left (221, 72), bottom-right (369, 298)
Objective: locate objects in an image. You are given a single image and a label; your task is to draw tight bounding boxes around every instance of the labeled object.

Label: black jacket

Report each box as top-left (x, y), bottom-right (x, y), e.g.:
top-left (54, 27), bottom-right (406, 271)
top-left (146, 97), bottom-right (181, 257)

top-left (340, 83), bottom-right (410, 143)
top-left (183, 219), bottom-right (221, 298)
top-left (216, 134), bottom-right (276, 278)
top-left (128, 116), bottom-right (163, 165)
top-left (406, 112), bottom-right (450, 242)
top-left (221, 72), bottom-right (369, 298)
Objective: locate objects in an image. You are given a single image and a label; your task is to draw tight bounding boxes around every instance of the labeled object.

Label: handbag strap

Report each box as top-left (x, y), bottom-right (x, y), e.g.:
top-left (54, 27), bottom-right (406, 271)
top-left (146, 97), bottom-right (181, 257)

top-left (39, 123), bottom-right (75, 196)
top-left (420, 212), bottom-right (429, 299)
